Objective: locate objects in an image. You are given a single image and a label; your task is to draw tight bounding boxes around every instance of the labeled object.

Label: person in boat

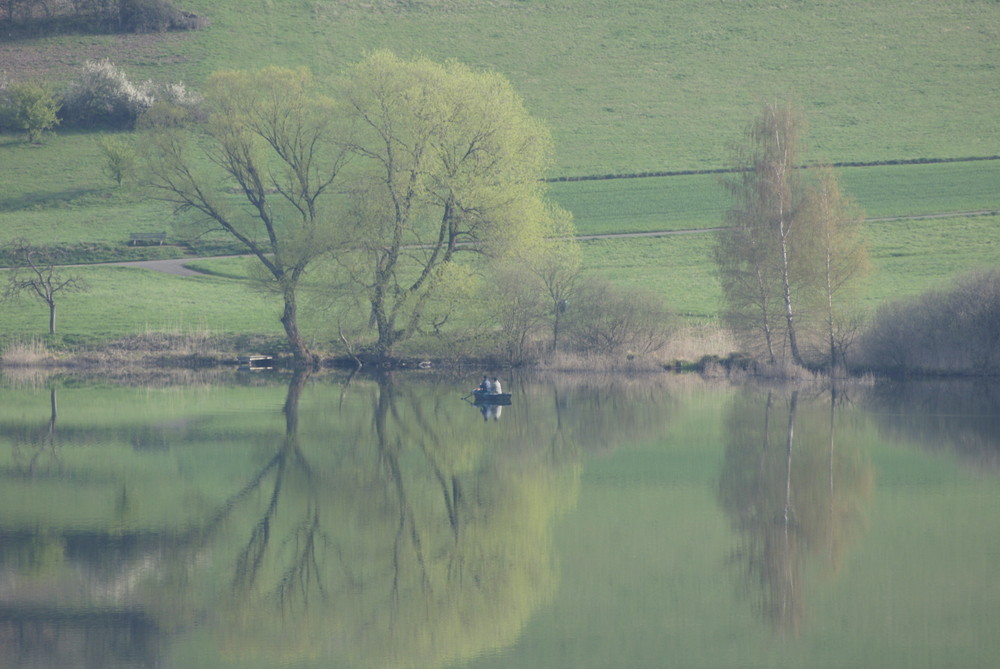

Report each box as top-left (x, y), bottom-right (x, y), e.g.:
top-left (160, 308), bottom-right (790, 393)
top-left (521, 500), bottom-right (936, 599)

top-left (477, 375), bottom-right (489, 393)
top-left (491, 377), bottom-right (502, 395)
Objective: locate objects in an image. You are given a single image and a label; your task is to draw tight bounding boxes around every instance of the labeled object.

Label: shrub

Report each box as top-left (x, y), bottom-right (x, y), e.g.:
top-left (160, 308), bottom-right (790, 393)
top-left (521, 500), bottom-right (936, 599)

top-left (59, 59), bottom-right (202, 129)
top-left (857, 268), bottom-right (1000, 376)
top-left (96, 135), bottom-right (136, 187)
top-left (1, 82), bottom-right (60, 142)
top-left (59, 59), bottom-right (153, 128)
top-left (120, 0), bottom-right (180, 33)
top-left (562, 279), bottom-right (675, 357)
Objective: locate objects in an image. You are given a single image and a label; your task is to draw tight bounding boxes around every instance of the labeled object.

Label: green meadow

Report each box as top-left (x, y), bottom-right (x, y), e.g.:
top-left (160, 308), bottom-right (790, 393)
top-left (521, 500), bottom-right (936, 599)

top-left (14, 0), bottom-right (994, 173)
top-left (1, 0), bottom-right (999, 352)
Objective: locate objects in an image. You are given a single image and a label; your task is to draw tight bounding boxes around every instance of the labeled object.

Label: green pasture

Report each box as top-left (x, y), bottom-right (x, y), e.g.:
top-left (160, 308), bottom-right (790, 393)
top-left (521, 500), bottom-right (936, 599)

top-left (3, 127), bottom-right (997, 249)
top-left (6, 0), bottom-right (999, 174)
top-left (2, 213), bottom-right (996, 350)
top-left (0, 265), bottom-right (287, 346)
top-left (578, 214), bottom-right (1000, 319)
top-left (550, 160), bottom-right (1000, 235)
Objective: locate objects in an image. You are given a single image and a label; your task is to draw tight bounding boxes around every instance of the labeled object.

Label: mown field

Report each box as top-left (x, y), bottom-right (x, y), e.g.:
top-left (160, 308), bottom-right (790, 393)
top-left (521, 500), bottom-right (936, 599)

top-left (1, 0), bottom-right (998, 354)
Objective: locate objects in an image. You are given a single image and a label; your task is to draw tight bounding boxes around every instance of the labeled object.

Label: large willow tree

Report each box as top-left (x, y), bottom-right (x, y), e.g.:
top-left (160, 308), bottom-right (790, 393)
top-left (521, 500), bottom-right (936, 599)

top-left (338, 51), bottom-right (556, 358)
top-left (143, 67), bottom-right (348, 367)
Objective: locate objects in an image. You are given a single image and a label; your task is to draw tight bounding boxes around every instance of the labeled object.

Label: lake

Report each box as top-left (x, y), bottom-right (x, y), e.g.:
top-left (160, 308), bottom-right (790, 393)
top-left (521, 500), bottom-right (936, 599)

top-left (1, 369), bottom-right (997, 669)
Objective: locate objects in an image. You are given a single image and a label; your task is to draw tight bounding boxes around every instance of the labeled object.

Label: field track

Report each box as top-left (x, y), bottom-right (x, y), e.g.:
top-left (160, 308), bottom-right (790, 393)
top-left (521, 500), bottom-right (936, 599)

top-left (107, 210), bottom-right (999, 276)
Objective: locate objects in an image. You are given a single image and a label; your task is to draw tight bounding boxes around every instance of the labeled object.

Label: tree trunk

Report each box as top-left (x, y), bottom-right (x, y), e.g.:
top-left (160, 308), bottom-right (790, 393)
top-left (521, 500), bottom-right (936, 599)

top-left (280, 289), bottom-right (315, 368)
top-left (48, 300), bottom-right (56, 335)
top-left (777, 223), bottom-right (804, 367)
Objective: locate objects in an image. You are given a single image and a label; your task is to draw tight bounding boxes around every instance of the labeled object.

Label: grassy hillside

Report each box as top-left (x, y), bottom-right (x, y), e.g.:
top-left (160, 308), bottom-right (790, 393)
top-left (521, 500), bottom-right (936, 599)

top-left (3, 0), bottom-right (998, 174)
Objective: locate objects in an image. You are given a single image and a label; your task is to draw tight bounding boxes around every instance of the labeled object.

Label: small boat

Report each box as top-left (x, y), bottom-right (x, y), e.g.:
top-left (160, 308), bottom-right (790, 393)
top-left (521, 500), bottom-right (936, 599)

top-left (471, 389), bottom-right (512, 405)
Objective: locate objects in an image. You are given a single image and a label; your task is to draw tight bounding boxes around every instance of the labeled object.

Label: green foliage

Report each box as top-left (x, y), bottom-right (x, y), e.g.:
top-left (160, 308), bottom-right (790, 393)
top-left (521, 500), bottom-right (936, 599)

top-left (337, 51), bottom-right (557, 357)
top-left (2, 82), bottom-right (60, 143)
top-left (143, 65), bottom-right (347, 364)
top-left (0, 2), bottom-right (997, 356)
top-left (95, 134), bottom-right (136, 187)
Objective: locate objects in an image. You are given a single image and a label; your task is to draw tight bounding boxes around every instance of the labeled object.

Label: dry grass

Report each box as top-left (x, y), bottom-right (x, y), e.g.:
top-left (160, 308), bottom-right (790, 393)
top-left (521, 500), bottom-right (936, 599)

top-left (0, 330), bottom-right (279, 372)
top-left (536, 349), bottom-right (671, 373)
top-left (1, 339), bottom-right (58, 366)
top-left (663, 323), bottom-right (738, 362)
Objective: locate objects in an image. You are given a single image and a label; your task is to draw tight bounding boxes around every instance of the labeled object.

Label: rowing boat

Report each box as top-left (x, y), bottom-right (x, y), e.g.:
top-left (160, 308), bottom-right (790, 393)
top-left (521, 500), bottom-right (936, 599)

top-left (472, 390), bottom-right (512, 405)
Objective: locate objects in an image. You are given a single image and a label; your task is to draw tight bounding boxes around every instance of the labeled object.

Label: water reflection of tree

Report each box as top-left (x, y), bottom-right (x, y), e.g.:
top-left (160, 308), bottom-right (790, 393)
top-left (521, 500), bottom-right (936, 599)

top-left (717, 387), bottom-right (873, 635)
top-left (149, 370), bottom-right (579, 669)
top-left (864, 379), bottom-right (1000, 469)
top-left (7, 387), bottom-right (60, 475)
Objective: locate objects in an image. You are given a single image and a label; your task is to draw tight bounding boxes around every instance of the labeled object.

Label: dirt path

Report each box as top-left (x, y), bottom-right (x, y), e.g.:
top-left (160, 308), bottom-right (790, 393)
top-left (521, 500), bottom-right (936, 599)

top-left (108, 255), bottom-right (244, 276)
top-left (111, 209), bottom-right (997, 276)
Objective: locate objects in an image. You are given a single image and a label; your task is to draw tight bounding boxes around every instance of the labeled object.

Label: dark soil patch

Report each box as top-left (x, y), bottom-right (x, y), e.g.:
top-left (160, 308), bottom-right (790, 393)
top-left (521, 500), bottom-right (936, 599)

top-left (0, 32), bottom-right (190, 84)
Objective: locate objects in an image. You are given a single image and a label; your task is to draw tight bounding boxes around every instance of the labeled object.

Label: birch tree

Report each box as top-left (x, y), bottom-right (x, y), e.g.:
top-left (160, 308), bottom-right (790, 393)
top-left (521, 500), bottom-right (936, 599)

top-left (798, 166), bottom-right (869, 368)
top-left (716, 102), bottom-right (866, 368)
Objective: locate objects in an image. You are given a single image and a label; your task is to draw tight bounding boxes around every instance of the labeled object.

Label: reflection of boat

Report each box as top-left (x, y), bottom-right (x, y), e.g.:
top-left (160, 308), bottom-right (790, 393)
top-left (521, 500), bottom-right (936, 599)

top-left (472, 390), bottom-right (512, 405)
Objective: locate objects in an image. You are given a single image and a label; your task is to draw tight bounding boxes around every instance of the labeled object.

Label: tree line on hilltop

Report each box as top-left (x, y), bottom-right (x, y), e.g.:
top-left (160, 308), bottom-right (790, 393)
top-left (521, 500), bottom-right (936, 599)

top-left (2, 0), bottom-right (205, 36)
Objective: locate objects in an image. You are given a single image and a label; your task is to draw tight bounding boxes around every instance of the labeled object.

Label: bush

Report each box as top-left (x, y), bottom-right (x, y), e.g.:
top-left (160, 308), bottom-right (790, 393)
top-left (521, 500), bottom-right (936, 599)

top-left (120, 0), bottom-right (179, 33)
top-left (59, 59), bottom-right (153, 128)
top-left (96, 135), bottom-right (136, 187)
top-left (562, 279), bottom-right (674, 357)
top-left (857, 268), bottom-right (1000, 376)
top-left (59, 59), bottom-right (202, 129)
top-left (0, 82), bottom-right (60, 142)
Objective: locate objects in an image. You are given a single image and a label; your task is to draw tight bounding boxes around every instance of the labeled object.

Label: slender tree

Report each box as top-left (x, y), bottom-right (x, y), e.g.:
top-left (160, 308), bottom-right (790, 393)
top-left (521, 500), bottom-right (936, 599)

top-left (716, 103), bottom-right (804, 363)
top-left (530, 206), bottom-right (581, 352)
top-left (799, 166), bottom-right (869, 368)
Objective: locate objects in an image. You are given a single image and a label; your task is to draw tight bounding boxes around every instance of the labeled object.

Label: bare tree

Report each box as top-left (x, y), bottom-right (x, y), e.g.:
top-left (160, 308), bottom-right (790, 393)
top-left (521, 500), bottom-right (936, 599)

top-left (3, 240), bottom-right (87, 334)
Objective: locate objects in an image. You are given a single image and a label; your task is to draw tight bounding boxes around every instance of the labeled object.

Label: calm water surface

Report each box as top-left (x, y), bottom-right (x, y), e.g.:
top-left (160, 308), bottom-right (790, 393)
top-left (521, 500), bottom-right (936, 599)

top-left (1, 370), bottom-right (997, 669)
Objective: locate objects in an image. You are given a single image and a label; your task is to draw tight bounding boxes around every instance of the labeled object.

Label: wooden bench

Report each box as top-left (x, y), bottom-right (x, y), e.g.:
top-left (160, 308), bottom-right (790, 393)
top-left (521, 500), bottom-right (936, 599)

top-left (238, 354), bottom-right (274, 370)
top-left (129, 232), bottom-right (167, 246)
